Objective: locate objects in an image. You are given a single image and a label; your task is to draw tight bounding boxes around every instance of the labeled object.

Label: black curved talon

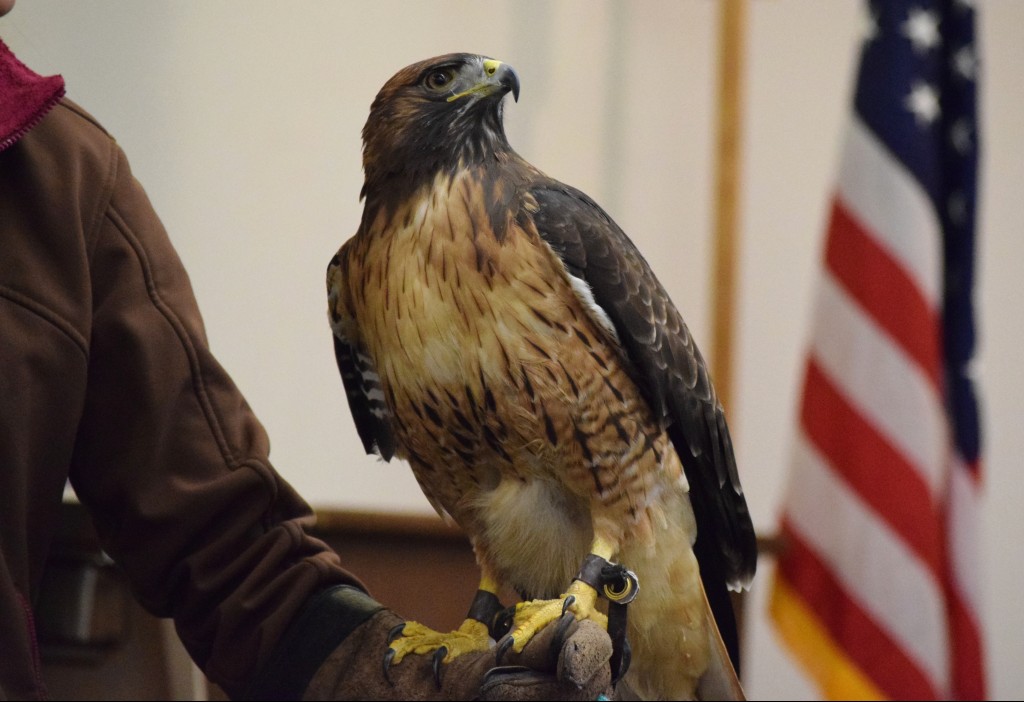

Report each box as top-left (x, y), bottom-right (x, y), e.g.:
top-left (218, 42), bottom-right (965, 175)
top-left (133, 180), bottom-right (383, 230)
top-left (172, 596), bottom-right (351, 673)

top-left (431, 646), bottom-right (448, 688)
top-left (561, 594), bottom-right (577, 616)
top-left (552, 612), bottom-right (575, 657)
top-left (490, 605), bottom-right (515, 640)
top-left (495, 635), bottom-right (515, 665)
top-left (386, 622), bottom-right (406, 644)
top-left (382, 648), bottom-right (396, 686)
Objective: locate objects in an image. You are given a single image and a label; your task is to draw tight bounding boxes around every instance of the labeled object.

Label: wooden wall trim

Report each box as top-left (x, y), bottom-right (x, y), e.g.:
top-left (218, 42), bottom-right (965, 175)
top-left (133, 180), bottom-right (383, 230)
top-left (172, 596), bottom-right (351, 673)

top-left (312, 508), bottom-right (465, 541)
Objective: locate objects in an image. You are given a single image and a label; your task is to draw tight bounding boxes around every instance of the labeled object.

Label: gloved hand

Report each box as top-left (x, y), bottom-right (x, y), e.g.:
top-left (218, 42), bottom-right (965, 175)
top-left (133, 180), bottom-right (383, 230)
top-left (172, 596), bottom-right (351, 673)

top-left (477, 618), bottom-right (615, 701)
top-left (300, 591), bottom-right (614, 701)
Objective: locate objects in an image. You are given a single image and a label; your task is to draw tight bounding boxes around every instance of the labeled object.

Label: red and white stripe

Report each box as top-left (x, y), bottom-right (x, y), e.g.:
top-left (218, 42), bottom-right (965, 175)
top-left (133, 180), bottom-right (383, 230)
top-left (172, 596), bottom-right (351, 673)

top-left (777, 116), bottom-right (986, 699)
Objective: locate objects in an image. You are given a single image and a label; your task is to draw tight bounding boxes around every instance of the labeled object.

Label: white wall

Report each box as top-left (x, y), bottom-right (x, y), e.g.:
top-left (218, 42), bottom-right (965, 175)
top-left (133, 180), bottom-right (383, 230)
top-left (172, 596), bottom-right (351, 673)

top-left (4, 1), bottom-right (1021, 699)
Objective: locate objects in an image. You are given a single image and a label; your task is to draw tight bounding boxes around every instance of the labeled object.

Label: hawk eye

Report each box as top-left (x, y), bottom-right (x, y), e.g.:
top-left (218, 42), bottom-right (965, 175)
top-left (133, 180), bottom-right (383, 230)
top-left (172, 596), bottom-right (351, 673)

top-left (424, 68), bottom-right (456, 91)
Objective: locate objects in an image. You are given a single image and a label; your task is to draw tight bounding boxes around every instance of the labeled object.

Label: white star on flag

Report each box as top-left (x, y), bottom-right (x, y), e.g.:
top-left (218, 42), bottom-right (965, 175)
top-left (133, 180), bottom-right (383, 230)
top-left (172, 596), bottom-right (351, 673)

top-left (862, 8), bottom-right (880, 43)
top-left (950, 118), bottom-right (973, 154)
top-left (903, 7), bottom-right (941, 52)
top-left (905, 81), bottom-right (940, 125)
top-left (953, 46), bottom-right (977, 80)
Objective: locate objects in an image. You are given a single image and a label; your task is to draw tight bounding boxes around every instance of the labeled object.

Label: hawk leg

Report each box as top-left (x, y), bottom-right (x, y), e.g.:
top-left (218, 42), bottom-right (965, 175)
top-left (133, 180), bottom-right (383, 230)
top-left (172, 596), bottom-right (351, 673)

top-left (384, 576), bottom-right (503, 684)
top-left (499, 535), bottom-right (619, 657)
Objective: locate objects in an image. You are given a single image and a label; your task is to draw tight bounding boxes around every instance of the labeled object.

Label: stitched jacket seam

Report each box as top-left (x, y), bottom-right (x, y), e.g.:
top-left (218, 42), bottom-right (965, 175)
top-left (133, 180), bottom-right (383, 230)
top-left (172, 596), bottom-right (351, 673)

top-left (103, 205), bottom-right (239, 469)
top-left (0, 285), bottom-right (89, 356)
top-left (84, 110), bottom-right (119, 261)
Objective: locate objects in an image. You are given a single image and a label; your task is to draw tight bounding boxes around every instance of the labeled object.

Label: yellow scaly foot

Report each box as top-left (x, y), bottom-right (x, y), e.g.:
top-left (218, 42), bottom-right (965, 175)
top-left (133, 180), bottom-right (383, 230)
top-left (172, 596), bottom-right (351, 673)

top-left (500, 579), bottom-right (609, 657)
top-left (386, 617), bottom-right (491, 666)
top-left (384, 581), bottom-right (503, 685)
top-left (497, 536), bottom-right (620, 658)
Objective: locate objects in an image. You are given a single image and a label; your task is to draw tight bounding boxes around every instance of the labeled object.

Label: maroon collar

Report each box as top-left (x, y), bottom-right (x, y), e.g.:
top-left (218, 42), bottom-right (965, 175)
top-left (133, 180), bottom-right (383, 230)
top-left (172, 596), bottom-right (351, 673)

top-left (0, 38), bottom-right (65, 152)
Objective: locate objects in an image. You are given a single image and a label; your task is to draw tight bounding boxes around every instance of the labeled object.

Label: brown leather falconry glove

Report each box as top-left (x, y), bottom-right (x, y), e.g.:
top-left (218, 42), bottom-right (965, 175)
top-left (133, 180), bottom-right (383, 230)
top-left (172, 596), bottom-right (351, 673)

top-left (244, 585), bottom-right (613, 701)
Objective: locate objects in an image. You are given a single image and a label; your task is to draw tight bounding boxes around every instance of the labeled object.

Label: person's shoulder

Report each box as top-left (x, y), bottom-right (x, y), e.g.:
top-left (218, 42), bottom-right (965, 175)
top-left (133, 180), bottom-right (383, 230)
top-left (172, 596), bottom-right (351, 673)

top-left (19, 97), bottom-right (124, 205)
top-left (52, 98), bottom-right (111, 138)
top-left (34, 97), bottom-right (114, 155)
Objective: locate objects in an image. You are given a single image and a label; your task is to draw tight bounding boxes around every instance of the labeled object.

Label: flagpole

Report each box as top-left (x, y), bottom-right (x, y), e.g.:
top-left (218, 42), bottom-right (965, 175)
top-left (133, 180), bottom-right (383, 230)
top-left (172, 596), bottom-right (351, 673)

top-left (710, 0), bottom-right (750, 663)
top-left (710, 0), bottom-right (747, 413)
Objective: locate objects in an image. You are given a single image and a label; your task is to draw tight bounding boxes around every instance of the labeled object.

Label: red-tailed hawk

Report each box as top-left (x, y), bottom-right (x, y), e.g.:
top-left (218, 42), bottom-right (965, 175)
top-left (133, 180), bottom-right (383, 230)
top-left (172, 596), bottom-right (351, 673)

top-left (327, 53), bottom-right (757, 700)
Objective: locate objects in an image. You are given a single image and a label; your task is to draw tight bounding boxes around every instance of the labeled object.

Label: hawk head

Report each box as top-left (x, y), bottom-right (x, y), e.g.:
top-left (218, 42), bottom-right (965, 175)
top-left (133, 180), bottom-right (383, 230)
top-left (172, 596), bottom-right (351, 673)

top-left (360, 53), bottom-right (521, 203)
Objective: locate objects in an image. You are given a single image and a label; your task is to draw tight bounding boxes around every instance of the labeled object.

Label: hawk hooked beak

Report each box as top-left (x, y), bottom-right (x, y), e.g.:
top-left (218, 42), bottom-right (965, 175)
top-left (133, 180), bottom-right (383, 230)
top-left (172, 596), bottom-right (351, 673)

top-left (447, 58), bottom-right (520, 104)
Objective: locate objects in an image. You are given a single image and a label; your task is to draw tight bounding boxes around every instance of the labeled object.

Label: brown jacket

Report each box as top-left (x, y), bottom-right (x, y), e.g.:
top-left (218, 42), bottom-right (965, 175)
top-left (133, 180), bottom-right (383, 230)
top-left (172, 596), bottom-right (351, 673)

top-left (0, 55), bottom-right (366, 699)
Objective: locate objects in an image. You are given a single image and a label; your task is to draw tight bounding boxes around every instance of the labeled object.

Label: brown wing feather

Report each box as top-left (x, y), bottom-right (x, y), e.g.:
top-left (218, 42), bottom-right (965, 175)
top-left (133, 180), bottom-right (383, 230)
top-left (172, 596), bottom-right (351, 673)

top-left (527, 181), bottom-right (757, 671)
top-left (327, 248), bottom-right (397, 461)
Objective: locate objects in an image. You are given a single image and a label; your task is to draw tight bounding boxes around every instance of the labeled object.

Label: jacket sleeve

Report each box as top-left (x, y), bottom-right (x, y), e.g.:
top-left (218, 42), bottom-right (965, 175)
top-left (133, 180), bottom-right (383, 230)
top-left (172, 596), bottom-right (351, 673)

top-left (48, 101), bottom-right (364, 697)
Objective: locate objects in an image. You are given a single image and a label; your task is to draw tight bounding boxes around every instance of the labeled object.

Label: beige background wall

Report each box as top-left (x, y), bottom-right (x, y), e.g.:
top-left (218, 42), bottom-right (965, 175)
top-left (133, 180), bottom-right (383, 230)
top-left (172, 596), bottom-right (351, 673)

top-left (4, 1), bottom-right (1021, 699)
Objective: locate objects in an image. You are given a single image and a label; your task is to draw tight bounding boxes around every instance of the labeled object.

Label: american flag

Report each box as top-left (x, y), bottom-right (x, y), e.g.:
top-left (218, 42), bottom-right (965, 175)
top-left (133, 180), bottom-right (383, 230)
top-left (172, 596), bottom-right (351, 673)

top-left (768, 1), bottom-right (985, 699)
